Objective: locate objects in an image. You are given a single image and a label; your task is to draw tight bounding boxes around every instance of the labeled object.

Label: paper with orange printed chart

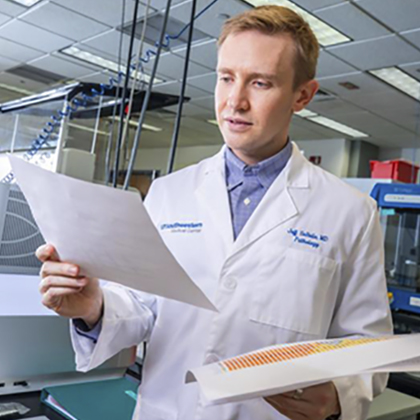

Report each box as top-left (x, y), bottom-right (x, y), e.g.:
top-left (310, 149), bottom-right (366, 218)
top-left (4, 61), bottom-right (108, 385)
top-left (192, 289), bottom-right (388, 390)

top-left (186, 334), bottom-right (420, 405)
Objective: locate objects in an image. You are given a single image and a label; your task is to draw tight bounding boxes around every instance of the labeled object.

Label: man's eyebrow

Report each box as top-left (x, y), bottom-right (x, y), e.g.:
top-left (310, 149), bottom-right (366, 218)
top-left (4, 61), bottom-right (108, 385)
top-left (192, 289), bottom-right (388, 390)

top-left (217, 67), bottom-right (234, 75)
top-left (217, 68), bottom-right (278, 81)
top-left (248, 72), bottom-right (278, 81)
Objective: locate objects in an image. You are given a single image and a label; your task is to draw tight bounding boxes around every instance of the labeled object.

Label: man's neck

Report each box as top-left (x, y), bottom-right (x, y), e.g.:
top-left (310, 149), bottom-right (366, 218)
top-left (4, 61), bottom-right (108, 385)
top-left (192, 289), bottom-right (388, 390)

top-left (229, 139), bottom-right (290, 166)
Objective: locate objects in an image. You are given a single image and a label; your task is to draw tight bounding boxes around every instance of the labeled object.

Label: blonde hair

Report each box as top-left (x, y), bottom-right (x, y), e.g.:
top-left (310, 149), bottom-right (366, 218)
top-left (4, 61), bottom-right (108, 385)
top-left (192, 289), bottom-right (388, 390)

top-left (218, 5), bottom-right (319, 89)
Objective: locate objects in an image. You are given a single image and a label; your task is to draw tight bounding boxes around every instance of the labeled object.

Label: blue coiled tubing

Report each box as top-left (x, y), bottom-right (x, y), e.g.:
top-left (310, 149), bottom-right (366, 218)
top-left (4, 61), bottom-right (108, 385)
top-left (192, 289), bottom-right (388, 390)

top-left (2, 0), bottom-right (220, 183)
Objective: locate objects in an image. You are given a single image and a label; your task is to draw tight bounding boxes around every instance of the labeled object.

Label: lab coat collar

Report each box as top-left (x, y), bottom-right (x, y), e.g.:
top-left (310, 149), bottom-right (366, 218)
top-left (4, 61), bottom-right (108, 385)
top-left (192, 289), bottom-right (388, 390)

top-left (195, 142), bottom-right (311, 258)
top-left (286, 142), bottom-right (310, 189)
top-left (201, 142), bottom-right (309, 188)
top-left (231, 142), bottom-right (309, 255)
top-left (195, 146), bottom-right (235, 255)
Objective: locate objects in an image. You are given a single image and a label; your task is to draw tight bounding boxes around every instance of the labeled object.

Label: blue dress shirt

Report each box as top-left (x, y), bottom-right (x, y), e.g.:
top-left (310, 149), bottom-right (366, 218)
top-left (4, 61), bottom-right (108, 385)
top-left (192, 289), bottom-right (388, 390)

top-left (225, 140), bottom-right (293, 239)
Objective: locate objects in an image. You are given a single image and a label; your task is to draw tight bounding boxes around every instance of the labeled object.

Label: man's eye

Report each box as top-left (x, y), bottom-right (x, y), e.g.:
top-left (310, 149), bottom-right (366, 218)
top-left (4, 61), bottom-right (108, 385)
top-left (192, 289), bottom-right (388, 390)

top-left (220, 76), bottom-right (232, 83)
top-left (254, 81), bottom-right (269, 88)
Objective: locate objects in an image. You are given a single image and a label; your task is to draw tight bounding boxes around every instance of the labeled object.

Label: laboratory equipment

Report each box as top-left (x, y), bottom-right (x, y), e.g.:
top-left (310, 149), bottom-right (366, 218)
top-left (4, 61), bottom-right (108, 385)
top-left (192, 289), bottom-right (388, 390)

top-left (370, 183), bottom-right (420, 325)
top-left (345, 180), bottom-right (420, 397)
top-left (343, 179), bottom-right (420, 328)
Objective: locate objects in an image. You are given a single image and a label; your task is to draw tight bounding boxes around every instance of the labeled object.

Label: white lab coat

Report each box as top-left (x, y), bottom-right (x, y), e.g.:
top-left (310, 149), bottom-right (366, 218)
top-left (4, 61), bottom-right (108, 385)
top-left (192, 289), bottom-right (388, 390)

top-left (72, 143), bottom-right (393, 420)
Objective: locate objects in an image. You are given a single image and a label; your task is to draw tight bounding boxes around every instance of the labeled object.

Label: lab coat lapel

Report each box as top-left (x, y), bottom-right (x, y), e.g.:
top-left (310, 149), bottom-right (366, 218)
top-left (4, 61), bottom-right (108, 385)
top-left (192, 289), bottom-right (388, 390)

top-left (231, 143), bottom-right (310, 256)
top-left (195, 148), bottom-right (234, 258)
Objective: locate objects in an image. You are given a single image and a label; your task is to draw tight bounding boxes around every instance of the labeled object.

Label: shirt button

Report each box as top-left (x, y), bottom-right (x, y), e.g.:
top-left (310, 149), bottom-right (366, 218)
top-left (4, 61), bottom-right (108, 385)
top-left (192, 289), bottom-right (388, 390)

top-left (224, 278), bottom-right (237, 290)
top-left (204, 353), bottom-right (220, 364)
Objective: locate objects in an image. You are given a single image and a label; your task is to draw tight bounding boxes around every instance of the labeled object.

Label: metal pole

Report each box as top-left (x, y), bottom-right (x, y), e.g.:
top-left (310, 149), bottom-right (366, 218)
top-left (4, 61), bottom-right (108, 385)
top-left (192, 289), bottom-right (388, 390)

top-left (166, 0), bottom-right (197, 174)
top-left (112, 0), bottom-right (141, 188)
top-left (10, 114), bottom-right (19, 154)
top-left (105, 90), bottom-right (120, 184)
top-left (123, 0), bottom-right (173, 190)
top-left (91, 96), bottom-right (104, 154)
top-left (53, 100), bottom-right (69, 173)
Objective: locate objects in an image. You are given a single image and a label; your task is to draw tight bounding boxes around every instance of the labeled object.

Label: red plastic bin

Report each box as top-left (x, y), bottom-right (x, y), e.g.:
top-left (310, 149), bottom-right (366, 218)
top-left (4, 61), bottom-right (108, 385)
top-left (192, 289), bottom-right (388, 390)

top-left (370, 159), bottom-right (420, 183)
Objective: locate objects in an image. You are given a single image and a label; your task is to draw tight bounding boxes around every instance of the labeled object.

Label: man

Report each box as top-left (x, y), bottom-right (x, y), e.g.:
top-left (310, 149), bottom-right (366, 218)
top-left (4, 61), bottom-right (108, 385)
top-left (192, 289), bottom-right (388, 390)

top-left (37, 5), bottom-right (392, 420)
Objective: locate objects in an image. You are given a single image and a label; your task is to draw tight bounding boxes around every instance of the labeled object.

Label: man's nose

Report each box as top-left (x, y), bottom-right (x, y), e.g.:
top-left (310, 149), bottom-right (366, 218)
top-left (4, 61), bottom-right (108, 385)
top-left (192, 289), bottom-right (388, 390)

top-left (227, 84), bottom-right (250, 112)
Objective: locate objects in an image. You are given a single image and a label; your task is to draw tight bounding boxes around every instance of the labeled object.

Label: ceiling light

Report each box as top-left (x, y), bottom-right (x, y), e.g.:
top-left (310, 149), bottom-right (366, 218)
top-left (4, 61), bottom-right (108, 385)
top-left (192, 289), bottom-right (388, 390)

top-left (243, 0), bottom-right (350, 46)
top-left (0, 82), bottom-right (33, 96)
top-left (113, 116), bottom-right (162, 132)
top-left (308, 116), bottom-right (369, 138)
top-left (8, 0), bottom-right (42, 7)
top-left (207, 119), bottom-right (219, 126)
top-left (61, 47), bottom-right (163, 85)
top-left (369, 67), bottom-right (420, 101)
top-left (295, 109), bottom-right (318, 118)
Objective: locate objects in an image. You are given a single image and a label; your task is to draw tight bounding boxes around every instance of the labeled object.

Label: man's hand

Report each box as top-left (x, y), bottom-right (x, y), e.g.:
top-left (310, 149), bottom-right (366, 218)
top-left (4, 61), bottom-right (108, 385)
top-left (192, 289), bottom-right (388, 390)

top-left (36, 244), bottom-right (104, 327)
top-left (264, 382), bottom-right (340, 420)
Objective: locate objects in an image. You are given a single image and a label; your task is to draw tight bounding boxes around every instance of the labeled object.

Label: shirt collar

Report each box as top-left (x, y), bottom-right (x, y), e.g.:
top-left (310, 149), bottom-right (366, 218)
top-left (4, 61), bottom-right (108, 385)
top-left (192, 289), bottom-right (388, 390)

top-left (225, 139), bottom-right (293, 191)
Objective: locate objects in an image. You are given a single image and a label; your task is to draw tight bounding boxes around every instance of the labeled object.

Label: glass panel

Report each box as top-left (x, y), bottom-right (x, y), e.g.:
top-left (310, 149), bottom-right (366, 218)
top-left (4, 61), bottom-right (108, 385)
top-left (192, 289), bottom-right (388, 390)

top-left (386, 212), bottom-right (420, 291)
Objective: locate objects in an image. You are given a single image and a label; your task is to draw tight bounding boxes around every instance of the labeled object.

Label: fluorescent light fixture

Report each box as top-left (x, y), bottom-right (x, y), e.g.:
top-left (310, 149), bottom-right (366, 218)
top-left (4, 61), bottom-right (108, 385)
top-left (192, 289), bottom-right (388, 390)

top-left (113, 116), bottom-right (162, 132)
top-left (369, 67), bottom-right (420, 101)
top-left (67, 122), bottom-right (109, 137)
top-left (0, 82), bottom-right (33, 96)
top-left (295, 109), bottom-right (318, 118)
top-left (308, 116), bottom-right (369, 138)
top-left (207, 119), bottom-right (219, 126)
top-left (243, 0), bottom-right (350, 46)
top-left (8, 0), bottom-right (42, 6)
top-left (61, 47), bottom-right (163, 85)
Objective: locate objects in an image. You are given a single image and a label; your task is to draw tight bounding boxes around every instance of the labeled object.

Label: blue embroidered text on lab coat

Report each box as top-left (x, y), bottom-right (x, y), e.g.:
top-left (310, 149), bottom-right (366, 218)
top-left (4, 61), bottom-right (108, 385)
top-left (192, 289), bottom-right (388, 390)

top-left (287, 228), bottom-right (329, 248)
top-left (161, 222), bottom-right (203, 233)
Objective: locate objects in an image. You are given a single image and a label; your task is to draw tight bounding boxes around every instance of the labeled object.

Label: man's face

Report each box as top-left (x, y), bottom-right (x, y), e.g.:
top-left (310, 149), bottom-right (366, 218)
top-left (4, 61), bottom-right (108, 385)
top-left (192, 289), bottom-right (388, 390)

top-left (215, 30), bottom-right (315, 164)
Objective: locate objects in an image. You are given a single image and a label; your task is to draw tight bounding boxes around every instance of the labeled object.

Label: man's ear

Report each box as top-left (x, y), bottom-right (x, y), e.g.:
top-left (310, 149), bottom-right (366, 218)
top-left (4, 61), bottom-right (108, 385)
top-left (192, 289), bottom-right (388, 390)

top-left (292, 79), bottom-right (319, 113)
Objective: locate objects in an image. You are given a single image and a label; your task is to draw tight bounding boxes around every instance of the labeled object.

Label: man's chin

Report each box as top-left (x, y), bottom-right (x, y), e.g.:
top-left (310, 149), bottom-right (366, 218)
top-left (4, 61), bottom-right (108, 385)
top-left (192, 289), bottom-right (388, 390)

top-left (222, 134), bottom-right (255, 151)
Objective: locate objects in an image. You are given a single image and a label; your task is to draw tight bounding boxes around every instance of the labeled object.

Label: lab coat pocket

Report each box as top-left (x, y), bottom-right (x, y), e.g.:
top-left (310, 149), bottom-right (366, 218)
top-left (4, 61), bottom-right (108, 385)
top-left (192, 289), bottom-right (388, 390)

top-left (140, 400), bottom-right (178, 420)
top-left (249, 247), bottom-right (337, 335)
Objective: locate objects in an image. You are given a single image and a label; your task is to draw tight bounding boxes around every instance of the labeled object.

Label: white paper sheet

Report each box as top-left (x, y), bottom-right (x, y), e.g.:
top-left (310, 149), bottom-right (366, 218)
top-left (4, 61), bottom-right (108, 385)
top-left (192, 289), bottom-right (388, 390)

top-left (187, 334), bottom-right (420, 405)
top-left (9, 155), bottom-right (216, 312)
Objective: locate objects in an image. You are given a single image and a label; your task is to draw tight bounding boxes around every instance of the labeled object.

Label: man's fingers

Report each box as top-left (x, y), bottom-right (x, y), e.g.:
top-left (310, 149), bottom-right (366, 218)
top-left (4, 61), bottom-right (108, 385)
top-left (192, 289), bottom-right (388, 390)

top-left (265, 396), bottom-right (283, 411)
top-left (36, 244), bottom-right (60, 263)
top-left (40, 261), bottom-right (80, 279)
top-left (265, 395), bottom-right (311, 415)
top-left (39, 276), bottom-right (86, 294)
top-left (264, 398), bottom-right (284, 414)
top-left (41, 287), bottom-right (82, 310)
top-left (265, 398), bottom-right (307, 420)
top-left (281, 391), bottom-right (296, 398)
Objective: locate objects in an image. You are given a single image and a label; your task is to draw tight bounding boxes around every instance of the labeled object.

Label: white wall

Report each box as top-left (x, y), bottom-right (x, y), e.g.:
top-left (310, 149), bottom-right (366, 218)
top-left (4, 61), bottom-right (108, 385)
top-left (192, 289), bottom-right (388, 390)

top-left (378, 148), bottom-right (403, 161)
top-left (294, 138), bottom-right (351, 177)
top-left (135, 144), bottom-right (223, 174)
top-left (401, 148), bottom-right (420, 164)
top-left (378, 147), bottom-right (420, 164)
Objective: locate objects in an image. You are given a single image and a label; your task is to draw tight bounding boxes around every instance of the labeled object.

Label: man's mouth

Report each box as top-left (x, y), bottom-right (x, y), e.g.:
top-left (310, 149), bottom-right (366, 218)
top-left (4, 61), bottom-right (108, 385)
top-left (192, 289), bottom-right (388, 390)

top-left (224, 117), bottom-right (253, 126)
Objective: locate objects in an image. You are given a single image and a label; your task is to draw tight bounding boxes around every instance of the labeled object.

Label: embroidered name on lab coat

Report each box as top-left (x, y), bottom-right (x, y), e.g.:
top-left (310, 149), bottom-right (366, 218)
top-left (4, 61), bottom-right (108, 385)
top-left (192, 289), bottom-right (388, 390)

top-left (287, 228), bottom-right (329, 249)
top-left (160, 222), bottom-right (203, 233)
